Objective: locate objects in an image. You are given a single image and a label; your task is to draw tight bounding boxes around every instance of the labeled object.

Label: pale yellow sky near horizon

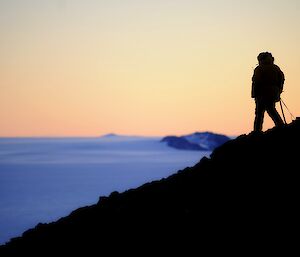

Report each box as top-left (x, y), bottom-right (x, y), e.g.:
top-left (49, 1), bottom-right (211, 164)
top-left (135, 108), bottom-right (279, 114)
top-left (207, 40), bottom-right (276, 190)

top-left (1, 0), bottom-right (300, 137)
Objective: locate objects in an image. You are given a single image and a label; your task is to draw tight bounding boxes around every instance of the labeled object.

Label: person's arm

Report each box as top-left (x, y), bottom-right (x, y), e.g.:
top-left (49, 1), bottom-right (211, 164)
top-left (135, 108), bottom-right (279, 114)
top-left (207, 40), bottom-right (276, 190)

top-left (278, 68), bottom-right (285, 93)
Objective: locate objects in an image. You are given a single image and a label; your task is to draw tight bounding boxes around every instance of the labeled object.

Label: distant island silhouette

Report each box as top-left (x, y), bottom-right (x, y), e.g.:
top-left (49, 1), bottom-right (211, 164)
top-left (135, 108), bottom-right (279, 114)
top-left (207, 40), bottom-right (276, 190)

top-left (161, 131), bottom-right (230, 151)
top-left (1, 120), bottom-right (299, 254)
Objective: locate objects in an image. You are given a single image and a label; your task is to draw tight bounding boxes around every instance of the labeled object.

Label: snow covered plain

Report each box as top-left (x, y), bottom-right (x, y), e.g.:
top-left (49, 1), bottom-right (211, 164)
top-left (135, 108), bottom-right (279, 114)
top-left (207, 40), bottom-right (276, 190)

top-left (0, 135), bottom-right (211, 244)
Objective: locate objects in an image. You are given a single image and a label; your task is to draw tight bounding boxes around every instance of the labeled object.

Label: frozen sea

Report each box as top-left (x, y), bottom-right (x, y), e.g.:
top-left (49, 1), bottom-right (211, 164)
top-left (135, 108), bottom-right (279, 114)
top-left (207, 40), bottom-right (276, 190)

top-left (0, 135), bottom-right (211, 244)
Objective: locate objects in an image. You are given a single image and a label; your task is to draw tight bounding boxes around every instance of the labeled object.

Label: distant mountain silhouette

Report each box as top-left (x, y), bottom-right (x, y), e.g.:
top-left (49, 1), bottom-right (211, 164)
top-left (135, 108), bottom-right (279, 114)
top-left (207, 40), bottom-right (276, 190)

top-left (1, 121), bottom-right (300, 254)
top-left (161, 131), bottom-right (230, 150)
top-left (101, 133), bottom-right (118, 137)
top-left (161, 136), bottom-right (206, 150)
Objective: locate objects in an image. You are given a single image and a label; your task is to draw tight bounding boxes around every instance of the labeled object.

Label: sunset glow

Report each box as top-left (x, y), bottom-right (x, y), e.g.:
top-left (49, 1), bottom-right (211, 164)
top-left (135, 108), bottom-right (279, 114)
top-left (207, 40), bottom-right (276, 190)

top-left (1, 0), bottom-right (300, 137)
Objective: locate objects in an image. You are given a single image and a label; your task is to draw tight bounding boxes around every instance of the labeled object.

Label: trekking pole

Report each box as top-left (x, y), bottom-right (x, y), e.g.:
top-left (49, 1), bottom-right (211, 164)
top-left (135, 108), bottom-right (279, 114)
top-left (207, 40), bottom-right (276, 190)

top-left (280, 98), bottom-right (295, 124)
top-left (279, 99), bottom-right (287, 124)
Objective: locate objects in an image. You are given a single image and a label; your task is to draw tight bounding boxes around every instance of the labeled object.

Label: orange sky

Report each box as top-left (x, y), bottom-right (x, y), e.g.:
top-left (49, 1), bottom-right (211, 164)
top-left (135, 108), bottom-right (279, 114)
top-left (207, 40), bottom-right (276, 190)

top-left (1, 0), bottom-right (300, 137)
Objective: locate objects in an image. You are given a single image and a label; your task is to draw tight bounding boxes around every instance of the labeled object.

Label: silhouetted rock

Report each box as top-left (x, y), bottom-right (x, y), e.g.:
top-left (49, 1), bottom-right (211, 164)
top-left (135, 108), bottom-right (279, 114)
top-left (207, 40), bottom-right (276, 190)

top-left (161, 131), bottom-right (230, 150)
top-left (1, 121), bottom-right (300, 255)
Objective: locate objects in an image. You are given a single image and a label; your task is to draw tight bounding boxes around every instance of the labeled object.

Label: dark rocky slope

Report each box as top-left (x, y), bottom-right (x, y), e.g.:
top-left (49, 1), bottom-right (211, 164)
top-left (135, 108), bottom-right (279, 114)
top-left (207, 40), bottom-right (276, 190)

top-left (1, 121), bottom-right (300, 254)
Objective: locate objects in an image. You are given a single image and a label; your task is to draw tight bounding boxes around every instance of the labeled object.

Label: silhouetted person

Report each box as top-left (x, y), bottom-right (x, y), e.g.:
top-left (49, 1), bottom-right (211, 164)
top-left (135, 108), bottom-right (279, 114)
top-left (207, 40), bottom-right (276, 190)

top-left (251, 52), bottom-right (285, 132)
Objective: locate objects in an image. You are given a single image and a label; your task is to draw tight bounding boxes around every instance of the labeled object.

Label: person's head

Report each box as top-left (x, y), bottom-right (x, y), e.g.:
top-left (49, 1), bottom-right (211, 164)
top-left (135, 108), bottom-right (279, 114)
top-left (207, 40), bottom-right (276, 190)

top-left (257, 52), bottom-right (274, 65)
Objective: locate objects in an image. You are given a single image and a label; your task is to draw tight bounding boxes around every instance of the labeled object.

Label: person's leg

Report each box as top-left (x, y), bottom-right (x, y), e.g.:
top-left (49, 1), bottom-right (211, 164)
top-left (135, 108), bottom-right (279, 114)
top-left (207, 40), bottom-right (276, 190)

top-left (266, 101), bottom-right (284, 127)
top-left (254, 99), bottom-right (265, 132)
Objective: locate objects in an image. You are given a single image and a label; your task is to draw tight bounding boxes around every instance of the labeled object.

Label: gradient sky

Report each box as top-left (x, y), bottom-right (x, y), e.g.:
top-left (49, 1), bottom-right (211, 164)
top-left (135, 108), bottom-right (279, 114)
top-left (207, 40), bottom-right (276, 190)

top-left (1, 0), bottom-right (300, 137)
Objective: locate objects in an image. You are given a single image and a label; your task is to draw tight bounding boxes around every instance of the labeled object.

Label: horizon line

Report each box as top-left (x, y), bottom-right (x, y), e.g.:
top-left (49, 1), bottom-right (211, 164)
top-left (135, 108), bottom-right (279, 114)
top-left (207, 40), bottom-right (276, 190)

top-left (0, 131), bottom-right (238, 139)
